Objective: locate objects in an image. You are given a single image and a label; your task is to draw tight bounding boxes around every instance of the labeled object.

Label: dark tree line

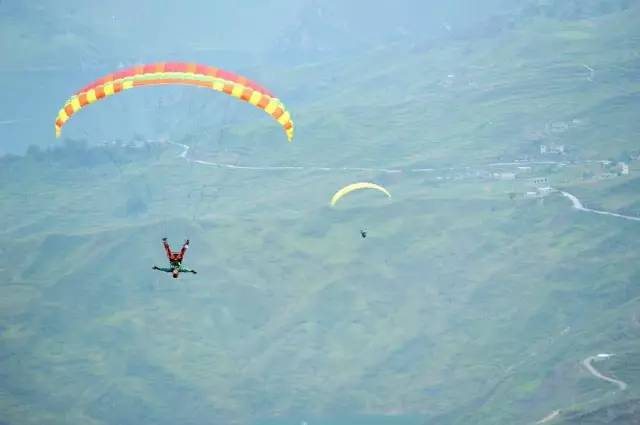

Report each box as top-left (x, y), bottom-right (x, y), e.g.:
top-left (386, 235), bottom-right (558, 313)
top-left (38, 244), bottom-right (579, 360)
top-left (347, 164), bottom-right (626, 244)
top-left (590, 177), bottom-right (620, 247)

top-left (11, 138), bottom-right (167, 169)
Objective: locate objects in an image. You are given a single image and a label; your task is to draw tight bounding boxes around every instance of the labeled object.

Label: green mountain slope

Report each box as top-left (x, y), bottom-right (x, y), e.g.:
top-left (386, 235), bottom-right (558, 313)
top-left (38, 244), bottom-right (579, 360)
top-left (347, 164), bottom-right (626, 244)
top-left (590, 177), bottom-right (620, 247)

top-left (2, 3), bottom-right (640, 425)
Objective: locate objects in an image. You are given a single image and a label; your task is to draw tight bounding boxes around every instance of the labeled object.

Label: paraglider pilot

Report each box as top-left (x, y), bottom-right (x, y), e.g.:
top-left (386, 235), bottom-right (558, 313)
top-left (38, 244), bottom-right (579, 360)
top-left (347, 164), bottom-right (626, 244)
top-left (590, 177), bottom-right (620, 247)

top-left (152, 238), bottom-right (197, 278)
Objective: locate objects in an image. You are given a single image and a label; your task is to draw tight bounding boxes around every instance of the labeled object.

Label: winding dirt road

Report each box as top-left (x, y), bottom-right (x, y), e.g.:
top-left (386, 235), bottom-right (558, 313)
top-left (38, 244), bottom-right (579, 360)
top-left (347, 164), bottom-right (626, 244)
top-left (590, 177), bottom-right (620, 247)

top-left (560, 191), bottom-right (640, 222)
top-left (582, 354), bottom-right (627, 391)
top-left (535, 409), bottom-right (560, 424)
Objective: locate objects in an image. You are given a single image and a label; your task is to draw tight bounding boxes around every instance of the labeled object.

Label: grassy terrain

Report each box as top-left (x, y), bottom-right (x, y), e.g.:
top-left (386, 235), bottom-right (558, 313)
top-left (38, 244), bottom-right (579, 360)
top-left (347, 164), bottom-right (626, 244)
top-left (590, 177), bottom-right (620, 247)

top-left (2, 141), bottom-right (640, 425)
top-left (2, 3), bottom-right (640, 425)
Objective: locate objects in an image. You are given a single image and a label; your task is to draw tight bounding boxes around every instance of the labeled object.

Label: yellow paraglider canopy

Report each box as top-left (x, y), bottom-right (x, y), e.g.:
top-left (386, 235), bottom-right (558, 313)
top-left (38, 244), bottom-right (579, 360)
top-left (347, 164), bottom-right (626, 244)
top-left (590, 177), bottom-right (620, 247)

top-left (330, 182), bottom-right (391, 206)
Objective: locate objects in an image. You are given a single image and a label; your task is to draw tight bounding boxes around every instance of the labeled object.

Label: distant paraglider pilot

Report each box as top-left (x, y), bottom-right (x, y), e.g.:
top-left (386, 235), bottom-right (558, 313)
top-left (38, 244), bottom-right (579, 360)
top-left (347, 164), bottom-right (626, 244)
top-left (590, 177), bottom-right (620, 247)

top-left (152, 238), bottom-right (197, 278)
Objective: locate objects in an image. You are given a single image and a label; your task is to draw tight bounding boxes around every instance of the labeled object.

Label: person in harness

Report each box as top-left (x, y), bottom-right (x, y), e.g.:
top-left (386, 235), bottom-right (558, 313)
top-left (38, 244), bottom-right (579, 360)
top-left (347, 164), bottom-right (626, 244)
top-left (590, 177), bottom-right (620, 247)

top-left (152, 238), bottom-right (197, 278)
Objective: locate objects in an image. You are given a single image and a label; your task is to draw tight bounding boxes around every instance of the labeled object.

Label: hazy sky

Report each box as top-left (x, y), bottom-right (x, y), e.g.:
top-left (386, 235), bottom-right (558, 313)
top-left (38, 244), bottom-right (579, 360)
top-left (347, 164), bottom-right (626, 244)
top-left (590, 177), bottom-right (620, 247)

top-left (1, 0), bottom-right (520, 67)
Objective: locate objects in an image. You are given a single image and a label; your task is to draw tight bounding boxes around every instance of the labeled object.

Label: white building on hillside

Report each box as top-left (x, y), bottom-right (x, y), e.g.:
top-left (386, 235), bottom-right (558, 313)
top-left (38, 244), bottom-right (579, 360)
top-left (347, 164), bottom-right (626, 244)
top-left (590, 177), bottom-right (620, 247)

top-left (619, 162), bottom-right (630, 175)
top-left (540, 144), bottom-right (565, 154)
top-left (529, 177), bottom-right (548, 185)
top-left (493, 172), bottom-right (516, 180)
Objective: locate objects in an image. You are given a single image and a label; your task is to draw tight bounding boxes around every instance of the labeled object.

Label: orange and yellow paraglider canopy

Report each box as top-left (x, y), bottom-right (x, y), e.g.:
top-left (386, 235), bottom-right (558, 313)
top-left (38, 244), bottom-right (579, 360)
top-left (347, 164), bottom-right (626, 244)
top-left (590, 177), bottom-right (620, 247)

top-left (54, 62), bottom-right (294, 142)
